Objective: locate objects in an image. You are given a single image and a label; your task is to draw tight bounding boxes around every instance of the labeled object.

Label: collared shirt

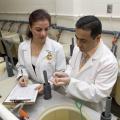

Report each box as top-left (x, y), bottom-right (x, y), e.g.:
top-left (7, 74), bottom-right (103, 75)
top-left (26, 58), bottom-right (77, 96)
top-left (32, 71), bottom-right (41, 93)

top-left (80, 42), bottom-right (100, 69)
top-left (87, 43), bottom-right (99, 58)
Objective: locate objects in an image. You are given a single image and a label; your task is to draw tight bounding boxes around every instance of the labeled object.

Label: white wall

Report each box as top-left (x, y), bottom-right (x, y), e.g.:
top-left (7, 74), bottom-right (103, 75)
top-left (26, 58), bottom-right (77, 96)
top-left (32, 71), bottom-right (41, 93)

top-left (0, 0), bottom-right (120, 57)
top-left (0, 0), bottom-right (56, 21)
top-left (0, 0), bottom-right (120, 29)
top-left (73, 0), bottom-right (120, 17)
top-left (0, 0), bottom-right (55, 13)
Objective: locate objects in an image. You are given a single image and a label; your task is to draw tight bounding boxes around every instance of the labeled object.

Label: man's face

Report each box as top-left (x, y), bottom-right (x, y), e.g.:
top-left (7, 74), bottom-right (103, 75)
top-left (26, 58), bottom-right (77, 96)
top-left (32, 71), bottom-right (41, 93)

top-left (30, 19), bottom-right (49, 43)
top-left (75, 28), bottom-right (100, 53)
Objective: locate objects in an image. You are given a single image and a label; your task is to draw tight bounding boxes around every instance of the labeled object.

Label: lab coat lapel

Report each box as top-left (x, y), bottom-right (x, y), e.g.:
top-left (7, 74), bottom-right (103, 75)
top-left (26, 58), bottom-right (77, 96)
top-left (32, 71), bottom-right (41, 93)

top-left (35, 37), bottom-right (51, 68)
top-left (76, 40), bottom-right (103, 76)
top-left (23, 40), bottom-right (31, 65)
top-left (79, 58), bottom-right (93, 74)
top-left (23, 40), bottom-right (37, 79)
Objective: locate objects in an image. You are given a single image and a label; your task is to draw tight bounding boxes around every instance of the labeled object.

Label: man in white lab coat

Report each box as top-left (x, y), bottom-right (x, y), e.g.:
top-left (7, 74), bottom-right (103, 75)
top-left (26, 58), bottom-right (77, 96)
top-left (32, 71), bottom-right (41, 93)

top-left (52, 15), bottom-right (118, 111)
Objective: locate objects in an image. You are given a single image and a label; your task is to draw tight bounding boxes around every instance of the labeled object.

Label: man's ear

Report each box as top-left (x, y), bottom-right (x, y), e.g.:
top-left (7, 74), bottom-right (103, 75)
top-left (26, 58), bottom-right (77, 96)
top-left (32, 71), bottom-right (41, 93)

top-left (96, 34), bottom-right (101, 43)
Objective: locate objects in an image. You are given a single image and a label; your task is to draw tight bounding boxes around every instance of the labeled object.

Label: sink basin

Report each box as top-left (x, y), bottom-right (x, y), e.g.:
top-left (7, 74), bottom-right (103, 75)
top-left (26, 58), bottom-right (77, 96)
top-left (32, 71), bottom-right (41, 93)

top-left (39, 105), bottom-right (87, 120)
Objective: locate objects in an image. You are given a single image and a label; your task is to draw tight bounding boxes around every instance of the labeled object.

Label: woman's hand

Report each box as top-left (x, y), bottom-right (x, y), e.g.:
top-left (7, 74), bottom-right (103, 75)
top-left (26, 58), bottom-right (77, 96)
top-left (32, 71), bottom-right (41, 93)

top-left (18, 76), bottom-right (28, 87)
top-left (35, 84), bottom-right (44, 94)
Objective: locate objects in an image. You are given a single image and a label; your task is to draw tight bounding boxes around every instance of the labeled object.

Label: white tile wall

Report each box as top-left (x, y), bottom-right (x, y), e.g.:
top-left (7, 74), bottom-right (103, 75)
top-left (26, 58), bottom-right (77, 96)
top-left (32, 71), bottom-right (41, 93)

top-left (0, 0), bottom-right (56, 14)
top-left (0, 0), bottom-right (120, 58)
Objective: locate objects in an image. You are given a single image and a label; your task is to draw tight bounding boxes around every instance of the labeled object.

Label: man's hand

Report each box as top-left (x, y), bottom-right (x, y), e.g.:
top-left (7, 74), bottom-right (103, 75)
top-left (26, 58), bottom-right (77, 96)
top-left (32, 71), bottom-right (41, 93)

top-left (35, 84), bottom-right (44, 94)
top-left (18, 76), bottom-right (28, 87)
top-left (52, 72), bottom-right (70, 86)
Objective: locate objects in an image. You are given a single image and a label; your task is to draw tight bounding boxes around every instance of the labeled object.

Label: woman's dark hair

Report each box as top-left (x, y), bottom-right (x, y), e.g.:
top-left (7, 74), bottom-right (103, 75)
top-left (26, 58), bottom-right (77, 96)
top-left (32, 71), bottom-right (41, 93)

top-left (26, 9), bottom-right (51, 39)
top-left (76, 15), bottom-right (102, 39)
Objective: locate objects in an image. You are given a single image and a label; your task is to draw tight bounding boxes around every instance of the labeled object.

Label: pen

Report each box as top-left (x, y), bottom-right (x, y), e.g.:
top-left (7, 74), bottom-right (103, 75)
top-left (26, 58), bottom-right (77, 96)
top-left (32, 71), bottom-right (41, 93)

top-left (21, 69), bottom-right (25, 82)
top-left (21, 69), bottom-right (23, 77)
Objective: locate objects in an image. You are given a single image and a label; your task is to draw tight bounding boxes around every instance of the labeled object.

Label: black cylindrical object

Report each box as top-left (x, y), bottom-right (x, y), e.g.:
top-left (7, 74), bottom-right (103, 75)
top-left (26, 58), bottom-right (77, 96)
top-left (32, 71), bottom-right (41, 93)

top-left (100, 97), bottom-right (112, 120)
top-left (44, 83), bottom-right (52, 100)
top-left (111, 44), bottom-right (117, 57)
top-left (101, 112), bottom-right (111, 120)
top-left (70, 38), bottom-right (74, 56)
top-left (43, 70), bottom-right (52, 100)
top-left (5, 56), bottom-right (14, 77)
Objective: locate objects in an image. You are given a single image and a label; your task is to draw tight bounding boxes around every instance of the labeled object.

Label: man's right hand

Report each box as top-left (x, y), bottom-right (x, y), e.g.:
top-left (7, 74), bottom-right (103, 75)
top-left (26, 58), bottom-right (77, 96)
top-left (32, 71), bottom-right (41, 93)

top-left (18, 76), bottom-right (28, 87)
top-left (52, 72), bottom-right (70, 86)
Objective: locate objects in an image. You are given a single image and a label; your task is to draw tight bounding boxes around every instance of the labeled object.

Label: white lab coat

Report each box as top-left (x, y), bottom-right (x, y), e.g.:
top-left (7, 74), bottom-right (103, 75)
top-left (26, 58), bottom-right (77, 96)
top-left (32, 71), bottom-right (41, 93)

top-left (16, 37), bottom-right (66, 83)
top-left (66, 40), bottom-right (118, 111)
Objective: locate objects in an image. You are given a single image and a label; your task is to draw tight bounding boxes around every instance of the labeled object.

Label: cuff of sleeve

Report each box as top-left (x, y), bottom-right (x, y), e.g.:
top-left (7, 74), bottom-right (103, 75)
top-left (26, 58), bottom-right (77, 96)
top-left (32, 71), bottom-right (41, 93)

top-left (49, 80), bottom-right (54, 89)
top-left (16, 76), bottom-right (22, 80)
top-left (16, 74), bottom-right (28, 80)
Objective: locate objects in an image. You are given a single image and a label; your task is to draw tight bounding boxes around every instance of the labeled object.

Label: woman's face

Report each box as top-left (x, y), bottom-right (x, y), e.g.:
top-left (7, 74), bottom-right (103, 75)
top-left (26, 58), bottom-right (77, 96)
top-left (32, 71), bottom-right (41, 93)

top-left (30, 19), bottom-right (49, 43)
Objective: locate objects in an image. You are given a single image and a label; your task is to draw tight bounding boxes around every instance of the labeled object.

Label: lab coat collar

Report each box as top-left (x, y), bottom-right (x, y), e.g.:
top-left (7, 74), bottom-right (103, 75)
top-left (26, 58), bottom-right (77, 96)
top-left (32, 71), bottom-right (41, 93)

top-left (78, 57), bottom-right (93, 74)
top-left (22, 37), bottom-right (52, 51)
top-left (22, 40), bottom-right (37, 80)
top-left (91, 40), bottom-right (103, 60)
top-left (43, 37), bottom-right (53, 51)
top-left (35, 37), bottom-right (53, 66)
top-left (22, 40), bottom-right (31, 65)
top-left (78, 40), bottom-right (103, 75)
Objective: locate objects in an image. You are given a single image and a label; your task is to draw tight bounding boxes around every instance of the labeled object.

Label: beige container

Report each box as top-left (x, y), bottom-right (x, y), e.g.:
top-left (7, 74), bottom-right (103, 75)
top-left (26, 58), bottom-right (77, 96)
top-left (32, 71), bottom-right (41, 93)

top-left (22, 90), bottom-right (100, 120)
top-left (0, 57), bottom-right (6, 75)
top-left (114, 76), bottom-right (120, 105)
top-left (39, 105), bottom-right (86, 120)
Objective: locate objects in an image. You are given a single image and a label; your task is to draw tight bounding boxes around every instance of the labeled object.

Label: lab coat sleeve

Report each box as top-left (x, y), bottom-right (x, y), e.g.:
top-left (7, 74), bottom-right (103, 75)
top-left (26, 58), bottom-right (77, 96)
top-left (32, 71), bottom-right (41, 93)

top-left (66, 62), bottom-right (118, 103)
top-left (55, 45), bottom-right (66, 71)
top-left (16, 44), bottom-right (28, 79)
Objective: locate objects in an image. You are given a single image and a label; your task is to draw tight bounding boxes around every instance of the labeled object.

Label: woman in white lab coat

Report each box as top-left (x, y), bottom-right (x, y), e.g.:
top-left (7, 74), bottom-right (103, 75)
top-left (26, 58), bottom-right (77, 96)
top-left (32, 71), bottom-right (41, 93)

top-left (52, 16), bottom-right (118, 111)
top-left (16, 9), bottom-right (66, 93)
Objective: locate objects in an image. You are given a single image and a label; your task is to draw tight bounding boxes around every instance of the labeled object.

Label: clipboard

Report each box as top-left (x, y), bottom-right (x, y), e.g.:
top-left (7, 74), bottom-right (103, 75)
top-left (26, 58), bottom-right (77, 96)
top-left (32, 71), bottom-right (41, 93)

top-left (4, 83), bottom-right (39, 104)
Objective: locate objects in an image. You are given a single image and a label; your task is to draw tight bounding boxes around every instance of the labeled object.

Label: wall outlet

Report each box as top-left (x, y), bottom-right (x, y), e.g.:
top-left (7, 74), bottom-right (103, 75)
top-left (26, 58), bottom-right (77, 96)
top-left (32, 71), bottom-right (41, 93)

top-left (107, 4), bottom-right (113, 13)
